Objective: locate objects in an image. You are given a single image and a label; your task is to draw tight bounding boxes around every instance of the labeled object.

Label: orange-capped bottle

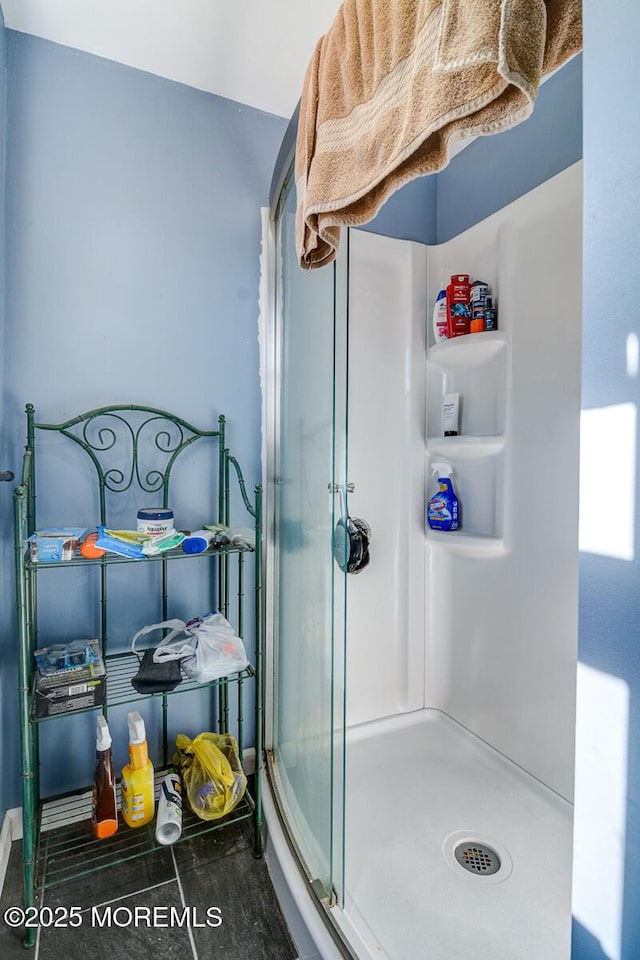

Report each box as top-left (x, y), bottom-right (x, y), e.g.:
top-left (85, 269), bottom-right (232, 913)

top-left (91, 715), bottom-right (118, 839)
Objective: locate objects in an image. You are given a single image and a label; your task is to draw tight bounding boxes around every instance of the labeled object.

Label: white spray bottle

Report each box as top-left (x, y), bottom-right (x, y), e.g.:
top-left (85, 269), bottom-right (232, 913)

top-left (155, 771), bottom-right (183, 845)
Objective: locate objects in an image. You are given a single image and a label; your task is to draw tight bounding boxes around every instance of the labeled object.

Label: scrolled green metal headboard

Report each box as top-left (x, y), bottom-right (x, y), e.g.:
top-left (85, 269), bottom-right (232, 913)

top-left (24, 403), bottom-right (228, 532)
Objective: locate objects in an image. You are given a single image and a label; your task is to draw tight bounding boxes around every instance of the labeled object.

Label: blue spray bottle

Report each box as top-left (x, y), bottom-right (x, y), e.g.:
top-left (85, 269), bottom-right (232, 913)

top-left (427, 462), bottom-right (460, 531)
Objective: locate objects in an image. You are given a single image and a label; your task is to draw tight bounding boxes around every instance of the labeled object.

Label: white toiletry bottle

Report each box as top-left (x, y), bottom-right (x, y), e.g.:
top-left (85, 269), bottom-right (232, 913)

top-left (155, 771), bottom-right (183, 845)
top-left (432, 289), bottom-right (447, 342)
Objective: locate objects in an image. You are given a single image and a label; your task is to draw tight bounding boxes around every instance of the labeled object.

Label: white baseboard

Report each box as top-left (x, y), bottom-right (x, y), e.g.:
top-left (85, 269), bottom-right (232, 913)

top-left (0, 811), bottom-right (15, 899)
top-left (0, 814), bottom-right (11, 898)
top-left (0, 806), bottom-right (22, 899)
top-left (8, 806), bottom-right (22, 841)
top-left (243, 746), bottom-right (256, 777)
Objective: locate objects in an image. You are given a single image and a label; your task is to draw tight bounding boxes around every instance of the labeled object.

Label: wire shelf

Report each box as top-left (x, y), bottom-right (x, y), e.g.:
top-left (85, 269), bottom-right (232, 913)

top-left (36, 770), bottom-right (254, 889)
top-left (32, 655), bottom-right (255, 723)
top-left (24, 540), bottom-right (253, 571)
top-left (14, 405), bottom-right (264, 944)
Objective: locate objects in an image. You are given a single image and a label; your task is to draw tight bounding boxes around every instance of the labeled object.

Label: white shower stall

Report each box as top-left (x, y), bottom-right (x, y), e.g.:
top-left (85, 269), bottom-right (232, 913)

top-left (262, 161), bottom-right (582, 960)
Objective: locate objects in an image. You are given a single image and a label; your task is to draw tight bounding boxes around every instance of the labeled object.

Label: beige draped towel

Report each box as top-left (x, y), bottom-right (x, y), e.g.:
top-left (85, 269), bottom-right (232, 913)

top-left (296, 0), bottom-right (582, 269)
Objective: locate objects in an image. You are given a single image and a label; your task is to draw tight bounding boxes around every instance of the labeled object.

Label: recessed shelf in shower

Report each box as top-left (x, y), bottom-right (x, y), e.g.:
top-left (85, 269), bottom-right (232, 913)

top-left (426, 327), bottom-right (509, 550)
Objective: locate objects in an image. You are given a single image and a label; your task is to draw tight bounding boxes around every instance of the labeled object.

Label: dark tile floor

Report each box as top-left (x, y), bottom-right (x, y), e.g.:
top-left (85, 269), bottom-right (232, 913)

top-left (1, 821), bottom-right (298, 960)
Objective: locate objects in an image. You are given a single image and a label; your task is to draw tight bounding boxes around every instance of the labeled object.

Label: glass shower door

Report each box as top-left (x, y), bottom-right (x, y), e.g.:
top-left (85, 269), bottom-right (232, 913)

top-left (269, 179), bottom-right (347, 905)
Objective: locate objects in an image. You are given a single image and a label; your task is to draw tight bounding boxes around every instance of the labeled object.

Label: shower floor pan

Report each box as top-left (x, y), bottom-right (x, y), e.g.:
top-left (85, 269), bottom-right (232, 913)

top-left (336, 709), bottom-right (573, 960)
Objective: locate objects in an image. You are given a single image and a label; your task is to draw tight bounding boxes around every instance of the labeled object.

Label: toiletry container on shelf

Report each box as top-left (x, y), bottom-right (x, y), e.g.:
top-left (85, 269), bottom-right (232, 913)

top-left (13, 403), bottom-right (263, 947)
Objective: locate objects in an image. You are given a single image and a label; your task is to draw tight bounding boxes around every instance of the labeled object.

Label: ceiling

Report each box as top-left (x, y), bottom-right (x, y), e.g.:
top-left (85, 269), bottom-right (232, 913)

top-left (1, 0), bottom-right (343, 118)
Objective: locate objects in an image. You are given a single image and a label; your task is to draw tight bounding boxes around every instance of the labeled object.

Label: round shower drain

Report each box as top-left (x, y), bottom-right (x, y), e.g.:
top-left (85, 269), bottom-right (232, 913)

top-left (454, 841), bottom-right (501, 876)
top-left (443, 831), bottom-right (512, 884)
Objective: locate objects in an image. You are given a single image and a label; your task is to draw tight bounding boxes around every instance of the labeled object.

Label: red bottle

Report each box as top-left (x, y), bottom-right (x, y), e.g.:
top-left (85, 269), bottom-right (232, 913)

top-left (446, 274), bottom-right (471, 338)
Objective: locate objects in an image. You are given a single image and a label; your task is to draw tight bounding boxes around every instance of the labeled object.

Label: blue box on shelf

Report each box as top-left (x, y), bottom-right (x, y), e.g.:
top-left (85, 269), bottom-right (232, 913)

top-left (34, 639), bottom-right (106, 719)
top-left (27, 527), bottom-right (87, 562)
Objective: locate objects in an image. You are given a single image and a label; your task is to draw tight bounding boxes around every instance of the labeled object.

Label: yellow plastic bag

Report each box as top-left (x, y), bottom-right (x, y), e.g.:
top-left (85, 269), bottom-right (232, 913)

top-left (174, 732), bottom-right (246, 821)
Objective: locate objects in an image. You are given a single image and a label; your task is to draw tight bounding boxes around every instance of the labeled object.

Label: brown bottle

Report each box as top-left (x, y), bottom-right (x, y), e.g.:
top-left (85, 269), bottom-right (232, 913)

top-left (91, 715), bottom-right (118, 839)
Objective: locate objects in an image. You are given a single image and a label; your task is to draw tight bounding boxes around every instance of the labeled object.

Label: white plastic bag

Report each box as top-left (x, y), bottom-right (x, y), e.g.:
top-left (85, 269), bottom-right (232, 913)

top-left (181, 612), bottom-right (249, 682)
top-left (131, 612), bottom-right (249, 683)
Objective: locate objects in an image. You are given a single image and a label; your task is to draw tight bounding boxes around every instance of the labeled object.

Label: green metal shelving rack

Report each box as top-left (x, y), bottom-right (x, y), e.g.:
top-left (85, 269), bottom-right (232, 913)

top-left (13, 404), bottom-right (263, 948)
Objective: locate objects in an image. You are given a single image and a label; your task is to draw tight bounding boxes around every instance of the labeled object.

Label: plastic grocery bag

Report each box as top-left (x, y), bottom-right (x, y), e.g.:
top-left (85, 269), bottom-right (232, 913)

top-left (174, 732), bottom-right (246, 821)
top-left (143, 611), bottom-right (249, 683)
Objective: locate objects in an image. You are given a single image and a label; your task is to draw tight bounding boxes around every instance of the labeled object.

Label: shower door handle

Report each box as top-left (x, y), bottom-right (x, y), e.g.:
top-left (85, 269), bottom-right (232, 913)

top-left (327, 482), bottom-right (355, 493)
top-left (331, 483), bottom-right (371, 574)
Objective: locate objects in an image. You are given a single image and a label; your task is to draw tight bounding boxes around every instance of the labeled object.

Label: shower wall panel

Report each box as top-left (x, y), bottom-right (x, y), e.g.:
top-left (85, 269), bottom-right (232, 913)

top-left (425, 164), bottom-right (582, 800)
top-left (346, 231), bottom-right (427, 727)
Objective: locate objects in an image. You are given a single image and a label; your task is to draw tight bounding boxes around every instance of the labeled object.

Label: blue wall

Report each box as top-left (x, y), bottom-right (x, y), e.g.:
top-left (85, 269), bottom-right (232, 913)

top-left (365, 173), bottom-right (437, 246)
top-left (0, 5), bottom-right (7, 822)
top-left (575, 3), bottom-right (640, 957)
top-left (2, 33), bottom-right (286, 807)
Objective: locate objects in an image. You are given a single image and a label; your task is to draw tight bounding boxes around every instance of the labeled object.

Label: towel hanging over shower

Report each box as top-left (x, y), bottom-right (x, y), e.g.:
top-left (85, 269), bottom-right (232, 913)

top-left (296, 0), bottom-right (582, 270)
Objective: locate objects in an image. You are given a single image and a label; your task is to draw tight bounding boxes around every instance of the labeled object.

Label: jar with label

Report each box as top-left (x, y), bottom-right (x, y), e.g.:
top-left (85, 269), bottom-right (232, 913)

top-left (137, 507), bottom-right (174, 537)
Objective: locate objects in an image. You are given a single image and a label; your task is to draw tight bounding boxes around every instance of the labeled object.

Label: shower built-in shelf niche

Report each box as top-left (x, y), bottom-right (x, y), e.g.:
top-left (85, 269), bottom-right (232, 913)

top-left (426, 330), bottom-right (509, 555)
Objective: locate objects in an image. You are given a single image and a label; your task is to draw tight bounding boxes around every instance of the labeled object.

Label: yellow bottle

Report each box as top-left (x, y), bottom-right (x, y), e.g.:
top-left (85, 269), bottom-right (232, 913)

top-left (121, 711), bottom-right (154, 828)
